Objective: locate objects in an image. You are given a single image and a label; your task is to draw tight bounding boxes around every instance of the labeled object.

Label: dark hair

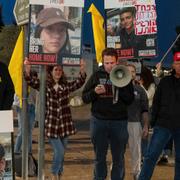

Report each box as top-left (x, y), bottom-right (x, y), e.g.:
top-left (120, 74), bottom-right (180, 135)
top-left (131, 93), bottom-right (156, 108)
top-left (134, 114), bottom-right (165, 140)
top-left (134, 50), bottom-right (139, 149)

top-left (46, 65), bottom-right (67, 86)
top-left (119, 7), bottom-right (136, 17)
top-left (140, 66), bottom-right (154, 90)
top-left (0, 144), bottom-right (5, 159)
top-left (102, 48), bottom-right (118, 61)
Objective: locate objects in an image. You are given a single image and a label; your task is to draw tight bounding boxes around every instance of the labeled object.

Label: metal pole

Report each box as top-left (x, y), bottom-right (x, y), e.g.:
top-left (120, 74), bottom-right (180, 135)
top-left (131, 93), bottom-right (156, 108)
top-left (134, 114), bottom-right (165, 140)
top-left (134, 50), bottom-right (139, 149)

top-left (38, 65), bottom-right (46, 180)
top-left (160, 33), bottom-right (180, 63)
top-left (21, 25), bottom-right (29, 179)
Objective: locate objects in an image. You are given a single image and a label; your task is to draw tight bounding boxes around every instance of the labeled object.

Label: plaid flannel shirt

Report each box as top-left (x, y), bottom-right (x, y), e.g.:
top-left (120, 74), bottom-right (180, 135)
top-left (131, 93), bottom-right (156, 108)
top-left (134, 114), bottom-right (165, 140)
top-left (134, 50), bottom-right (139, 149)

top-left (25, 72), bottom-right (86, 138)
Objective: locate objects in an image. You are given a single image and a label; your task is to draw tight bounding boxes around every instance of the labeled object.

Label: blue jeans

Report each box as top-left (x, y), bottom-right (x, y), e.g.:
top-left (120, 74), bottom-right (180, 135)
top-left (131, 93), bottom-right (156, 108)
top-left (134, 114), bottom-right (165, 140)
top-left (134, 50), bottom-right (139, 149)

top-left (90, 116), bottom-right (128, 180)
top-left (141, 138), bottom-right (149, 158)
top-left (14, 104), bottom-right (36, 153)
top-left (49, 137), bottom-right (68, 175)
top-left (162, 137), bottom-right (173, 156)
top-left (141, 119), bottom-right (149, 158)
top-left (139, 126), bottom-right (180, 180)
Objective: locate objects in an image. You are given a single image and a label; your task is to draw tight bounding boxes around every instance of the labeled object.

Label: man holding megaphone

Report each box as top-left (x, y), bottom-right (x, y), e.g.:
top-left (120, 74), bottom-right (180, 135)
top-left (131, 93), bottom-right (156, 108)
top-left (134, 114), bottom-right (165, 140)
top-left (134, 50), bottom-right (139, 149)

top-left (82, 48), bottom-right (134, 180)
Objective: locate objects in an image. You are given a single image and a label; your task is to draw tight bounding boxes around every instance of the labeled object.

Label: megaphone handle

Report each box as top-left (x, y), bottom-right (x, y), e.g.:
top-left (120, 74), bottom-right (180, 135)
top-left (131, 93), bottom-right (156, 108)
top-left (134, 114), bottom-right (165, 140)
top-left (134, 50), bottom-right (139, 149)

top-left (112, 86), bottom-right (119, 104)
top-left (160, 33), bottom-right (180, 64)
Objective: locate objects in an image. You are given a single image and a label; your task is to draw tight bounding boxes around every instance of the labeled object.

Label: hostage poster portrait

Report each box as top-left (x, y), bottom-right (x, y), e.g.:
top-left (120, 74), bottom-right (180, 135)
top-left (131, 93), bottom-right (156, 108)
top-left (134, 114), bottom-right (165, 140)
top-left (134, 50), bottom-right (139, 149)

top-left (0, 111), bottom-right (14, 180)
top-left (105, 0), bottom-right (158, 59)
top-left (28, 0), bottom-right (84, 65)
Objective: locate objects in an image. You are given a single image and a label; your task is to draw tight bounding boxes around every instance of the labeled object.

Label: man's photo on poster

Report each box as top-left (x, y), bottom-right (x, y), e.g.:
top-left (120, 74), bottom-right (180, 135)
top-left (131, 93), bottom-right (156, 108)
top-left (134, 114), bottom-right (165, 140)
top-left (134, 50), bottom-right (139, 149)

top-left (0, 144), bottom-right (6, 178)
top-left (106, 5), bottom-right (157, 59)
top-left (0, 133), bottom-right (14, 179)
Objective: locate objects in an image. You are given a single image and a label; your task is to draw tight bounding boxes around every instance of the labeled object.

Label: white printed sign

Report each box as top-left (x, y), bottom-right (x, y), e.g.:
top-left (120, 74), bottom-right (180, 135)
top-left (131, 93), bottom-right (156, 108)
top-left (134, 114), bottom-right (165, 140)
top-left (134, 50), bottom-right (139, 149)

top-left (105, 0), bottom-right (155, 9)
top-left (0, 111), bottom-right (13, 133)
top-left (105, 0), bottom-right (158, 59)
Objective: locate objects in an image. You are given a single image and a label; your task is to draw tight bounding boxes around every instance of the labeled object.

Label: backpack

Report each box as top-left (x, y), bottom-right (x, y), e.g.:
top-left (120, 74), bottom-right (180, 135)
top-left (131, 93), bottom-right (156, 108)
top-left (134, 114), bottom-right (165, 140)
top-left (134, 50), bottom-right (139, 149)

top-left (14, 153), bottom-right (38, 177)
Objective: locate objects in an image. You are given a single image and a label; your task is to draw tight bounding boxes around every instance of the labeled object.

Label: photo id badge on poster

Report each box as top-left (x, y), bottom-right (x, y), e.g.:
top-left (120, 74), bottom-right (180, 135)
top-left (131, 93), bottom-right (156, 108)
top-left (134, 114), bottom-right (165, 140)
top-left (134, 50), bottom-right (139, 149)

top-left (28, 0), bottom-right (84, 65)
top-left (0, 110), bottom-right (14, 180)
top-left (105, 0), bottom-right (158, 60)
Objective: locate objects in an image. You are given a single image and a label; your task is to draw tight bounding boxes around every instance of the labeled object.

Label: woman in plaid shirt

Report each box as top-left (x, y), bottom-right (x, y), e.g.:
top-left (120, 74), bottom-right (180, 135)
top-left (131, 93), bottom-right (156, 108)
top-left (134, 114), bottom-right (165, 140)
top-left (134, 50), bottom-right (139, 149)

top-left (24, 59), bottom-right (86, 179)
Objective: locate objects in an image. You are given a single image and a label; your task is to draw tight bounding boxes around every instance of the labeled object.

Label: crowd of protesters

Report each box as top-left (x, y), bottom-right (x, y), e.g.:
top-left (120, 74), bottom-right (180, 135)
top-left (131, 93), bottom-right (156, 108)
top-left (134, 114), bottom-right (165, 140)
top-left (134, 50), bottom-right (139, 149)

top-left (0, 47), bottom-right (180, 180)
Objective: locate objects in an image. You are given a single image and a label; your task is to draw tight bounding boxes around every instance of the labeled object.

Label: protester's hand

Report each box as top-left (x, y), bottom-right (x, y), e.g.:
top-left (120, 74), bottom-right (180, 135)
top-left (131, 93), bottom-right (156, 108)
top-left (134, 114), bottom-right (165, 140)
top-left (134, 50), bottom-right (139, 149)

top-left (142, 125), bottom-right (149, 139)
top-left (24, 57), bottom-right (31, 76)
top-left (80, 59), bottom-right (86, 77)
top-left (156, 62), bottom-right (162, 71)
top-left (138, 79), bottom-right (143, 85)
top-left (95, 84), bottom-right (106, 94)
top-left (156, 62), bottom-right (163, 77)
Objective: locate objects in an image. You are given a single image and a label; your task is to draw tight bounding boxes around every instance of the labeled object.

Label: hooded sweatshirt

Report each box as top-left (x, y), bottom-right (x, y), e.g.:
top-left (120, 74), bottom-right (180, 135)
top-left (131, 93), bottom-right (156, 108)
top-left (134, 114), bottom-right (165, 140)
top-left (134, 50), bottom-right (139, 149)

top-left (82, 66), bottom-right (134, 120)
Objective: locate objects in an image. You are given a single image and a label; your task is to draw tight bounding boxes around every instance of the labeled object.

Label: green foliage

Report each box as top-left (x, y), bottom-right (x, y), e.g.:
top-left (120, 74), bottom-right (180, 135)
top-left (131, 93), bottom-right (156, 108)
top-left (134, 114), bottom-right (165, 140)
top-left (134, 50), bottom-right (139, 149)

top-left (0, 25), bottom-right (21, 65)
top-left (0, 6), bottom-right (4, 32)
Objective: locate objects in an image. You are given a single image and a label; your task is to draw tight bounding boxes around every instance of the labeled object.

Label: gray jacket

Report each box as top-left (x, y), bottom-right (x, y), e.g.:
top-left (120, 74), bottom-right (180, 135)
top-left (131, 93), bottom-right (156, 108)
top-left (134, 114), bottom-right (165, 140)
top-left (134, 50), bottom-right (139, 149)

top-left (128, 84), bottom-right (149, 122)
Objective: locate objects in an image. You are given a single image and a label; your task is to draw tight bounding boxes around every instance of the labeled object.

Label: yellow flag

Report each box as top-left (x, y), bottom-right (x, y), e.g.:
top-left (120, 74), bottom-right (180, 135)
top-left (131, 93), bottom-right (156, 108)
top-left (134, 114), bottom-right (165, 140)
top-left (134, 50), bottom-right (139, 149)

top-left (88, 4), bottom-right (105, 63)
top-left (8, 29), bottom-right (24, 107)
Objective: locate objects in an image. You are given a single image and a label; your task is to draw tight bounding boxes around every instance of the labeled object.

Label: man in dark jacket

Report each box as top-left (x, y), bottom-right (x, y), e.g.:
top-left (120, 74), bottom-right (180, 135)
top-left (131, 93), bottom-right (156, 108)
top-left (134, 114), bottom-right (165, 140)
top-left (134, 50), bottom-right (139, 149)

top-left (0, 61), bottom-right (14, 110)
top-left (82, 48), bottom-right (134, 180)
top-left (139, 51), bottom-right (180, 180)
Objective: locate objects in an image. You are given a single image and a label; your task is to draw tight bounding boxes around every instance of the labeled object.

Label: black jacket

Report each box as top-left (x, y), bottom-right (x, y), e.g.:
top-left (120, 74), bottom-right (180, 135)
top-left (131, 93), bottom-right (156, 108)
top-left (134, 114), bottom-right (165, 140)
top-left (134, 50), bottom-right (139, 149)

top-left (0, 62), bottom-right (14, 110)
top-left (116, 28), bottom-right (157, 58)
top-left (151, 74), bottom-right (180, 129)
top-left (82, 66), bottom-right (134, 120)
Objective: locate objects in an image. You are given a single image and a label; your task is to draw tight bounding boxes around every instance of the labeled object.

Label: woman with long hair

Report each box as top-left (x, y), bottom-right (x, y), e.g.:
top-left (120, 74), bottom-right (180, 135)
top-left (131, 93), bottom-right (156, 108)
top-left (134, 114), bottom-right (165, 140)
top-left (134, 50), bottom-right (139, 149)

top-left (140, 66), bottom-right (156, 109)
top-left (139, 66), bottom-right (156, 160)
top-left (24, 59), bottom-right (86, 180)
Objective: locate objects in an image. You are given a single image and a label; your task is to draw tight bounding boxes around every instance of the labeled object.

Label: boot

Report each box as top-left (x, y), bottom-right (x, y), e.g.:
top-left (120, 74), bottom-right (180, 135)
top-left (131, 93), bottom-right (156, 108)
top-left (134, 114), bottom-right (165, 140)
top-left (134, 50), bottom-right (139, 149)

top-left (51, 174), bottom-right (59, 180)
top-left (59, 173), bottom-right (62, 180)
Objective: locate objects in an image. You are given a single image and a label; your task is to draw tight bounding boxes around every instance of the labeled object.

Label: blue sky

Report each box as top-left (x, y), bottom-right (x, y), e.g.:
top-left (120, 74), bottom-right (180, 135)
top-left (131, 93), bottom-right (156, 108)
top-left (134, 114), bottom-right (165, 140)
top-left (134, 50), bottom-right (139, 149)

top-left (0, 0), bottom-right (16, 24)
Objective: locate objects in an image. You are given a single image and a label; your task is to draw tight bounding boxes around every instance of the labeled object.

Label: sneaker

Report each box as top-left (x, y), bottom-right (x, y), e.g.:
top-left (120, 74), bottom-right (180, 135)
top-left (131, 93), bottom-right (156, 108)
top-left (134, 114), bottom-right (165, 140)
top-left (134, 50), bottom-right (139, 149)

top-left (141, 158), bottom-right (144, 167)
top-left (157, 155), bottom-right (168, 165)
top-left (133, 173), bottom-right (139, 180)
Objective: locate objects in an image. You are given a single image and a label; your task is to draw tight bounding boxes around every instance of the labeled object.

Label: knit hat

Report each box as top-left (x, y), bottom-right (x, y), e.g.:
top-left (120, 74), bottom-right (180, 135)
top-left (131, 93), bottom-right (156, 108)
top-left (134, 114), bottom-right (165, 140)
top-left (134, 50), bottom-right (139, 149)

top-left (36, 7), bottom-right (75, 31)
top-left (173, 52), bottom-right (180, 61)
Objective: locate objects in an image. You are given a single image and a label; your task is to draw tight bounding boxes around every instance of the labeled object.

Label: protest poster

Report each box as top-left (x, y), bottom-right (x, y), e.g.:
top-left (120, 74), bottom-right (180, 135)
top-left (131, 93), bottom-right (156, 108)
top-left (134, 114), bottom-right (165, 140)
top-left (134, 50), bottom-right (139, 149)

top-left (0, 110), bottom-right (14, 180)
top-left (28, 0), bottom-right (84, 65)
top-left (105, 0), bottom-right (157, 59)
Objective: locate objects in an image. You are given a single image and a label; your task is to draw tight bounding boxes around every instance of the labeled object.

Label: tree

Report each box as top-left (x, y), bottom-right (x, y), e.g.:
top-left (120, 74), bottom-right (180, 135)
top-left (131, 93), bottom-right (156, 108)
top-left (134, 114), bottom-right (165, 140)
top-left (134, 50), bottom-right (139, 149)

top-left (0, 5), bottom-right (4, 32)
top-left (0, 25), bottom-right (20, 65)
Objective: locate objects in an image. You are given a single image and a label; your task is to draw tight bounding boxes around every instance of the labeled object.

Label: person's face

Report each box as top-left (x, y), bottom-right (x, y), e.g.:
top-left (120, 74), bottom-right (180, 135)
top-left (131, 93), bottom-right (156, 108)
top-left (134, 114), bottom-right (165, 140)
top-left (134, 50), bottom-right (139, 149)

top-left (107, 24), bottom-right (114, 36)
top-left (120, 12), bottom-right (134, 32)
top-left (172, 61), bottom-right (180, 77)
top-left (103, 55), bottom-right (117, 74)
top-left (51, 65), bottom-right (63, 82)
top-left (40, 23), bottom-right (67, 53)
top-left (127, 65), bottom-right (136, 80)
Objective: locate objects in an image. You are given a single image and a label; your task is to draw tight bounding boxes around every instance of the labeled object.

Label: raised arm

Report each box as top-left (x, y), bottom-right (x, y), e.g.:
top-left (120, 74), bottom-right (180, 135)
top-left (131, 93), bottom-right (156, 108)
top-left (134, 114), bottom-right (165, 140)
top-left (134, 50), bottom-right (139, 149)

top-left (82, 72), bottom-right (99, 104)
top-left (67, 59), bottom-right (86, 92)
top-left (24, 58), bottom-right (40, 90)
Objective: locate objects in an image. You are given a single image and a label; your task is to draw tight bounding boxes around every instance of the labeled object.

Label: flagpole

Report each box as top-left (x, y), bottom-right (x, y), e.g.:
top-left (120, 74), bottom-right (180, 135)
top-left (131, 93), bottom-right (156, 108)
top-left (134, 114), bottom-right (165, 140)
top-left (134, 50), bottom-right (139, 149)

top-left (38, 65), bottom-right (46, 180)
top-left (21, 25), bottom-right (29, 179)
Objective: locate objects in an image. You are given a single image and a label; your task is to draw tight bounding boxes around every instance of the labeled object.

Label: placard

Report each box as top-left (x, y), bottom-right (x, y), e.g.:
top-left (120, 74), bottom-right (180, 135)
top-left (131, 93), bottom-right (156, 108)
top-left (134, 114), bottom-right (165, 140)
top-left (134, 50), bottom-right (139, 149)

top-left (0, 111), bottom-right (14, 179)
top-left (105, 0), bottom-right (157, 59)
top-left (0, 111), bottom-right (13, 133)
top-left (28, 1), bottom-right (84, 65)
